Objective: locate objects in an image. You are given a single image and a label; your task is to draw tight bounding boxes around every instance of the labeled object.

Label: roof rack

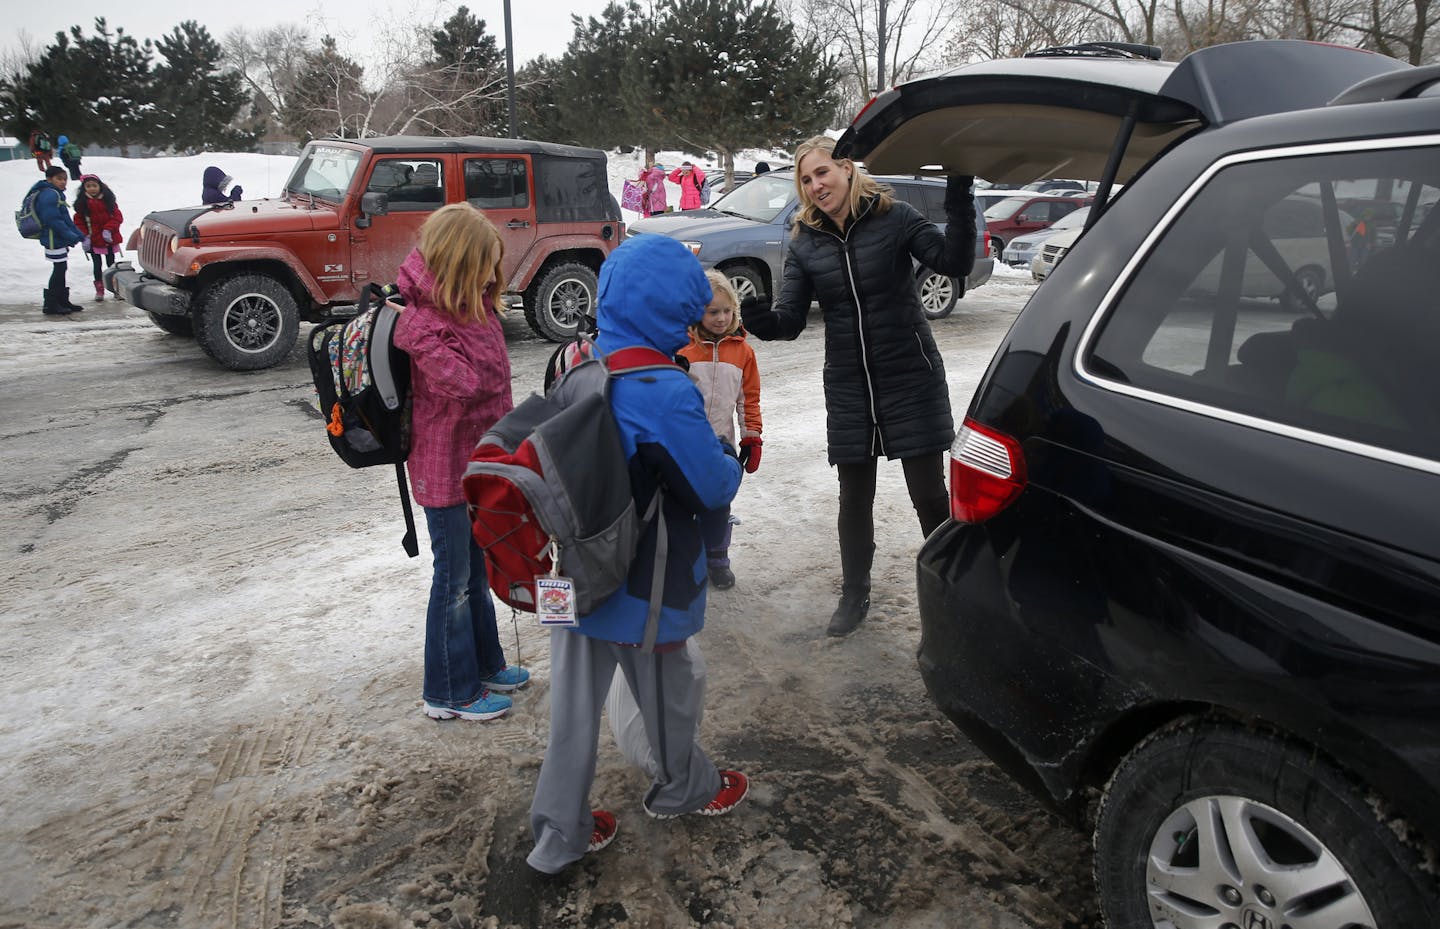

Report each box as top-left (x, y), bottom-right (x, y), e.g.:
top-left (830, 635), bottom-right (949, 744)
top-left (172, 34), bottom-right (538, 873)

top-left (1025, 42), bottom-right (1163, 61)
top-left (1329, 63), bottom-right (1440, 106)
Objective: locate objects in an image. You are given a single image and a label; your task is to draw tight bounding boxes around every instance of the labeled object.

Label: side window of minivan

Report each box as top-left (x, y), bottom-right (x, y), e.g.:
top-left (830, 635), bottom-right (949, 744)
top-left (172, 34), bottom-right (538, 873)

top-left (1086, 146), bottom-right (1440, 461)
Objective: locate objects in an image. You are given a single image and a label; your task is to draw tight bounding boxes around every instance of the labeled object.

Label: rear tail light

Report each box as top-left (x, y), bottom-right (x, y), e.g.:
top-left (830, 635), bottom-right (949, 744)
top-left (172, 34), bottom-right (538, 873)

top-left (950, 418), bottom-right (1026, 523)
top-left (982, 229), bottom-right (991, 257)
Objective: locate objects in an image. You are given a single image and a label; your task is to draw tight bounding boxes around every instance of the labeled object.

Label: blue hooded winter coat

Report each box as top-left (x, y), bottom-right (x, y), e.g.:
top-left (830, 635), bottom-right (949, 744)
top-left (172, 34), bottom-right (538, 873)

top-left (576, 234), bottom-right (742, 646)
top-left (202, 166), bottom-right (242, 204)
top-left (28, 178), bottom-right (84, 250)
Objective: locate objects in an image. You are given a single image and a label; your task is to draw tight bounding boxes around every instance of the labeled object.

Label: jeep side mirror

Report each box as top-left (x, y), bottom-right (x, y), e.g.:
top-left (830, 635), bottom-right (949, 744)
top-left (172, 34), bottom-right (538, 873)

top-left (357, 191), bottom-right (389, 228)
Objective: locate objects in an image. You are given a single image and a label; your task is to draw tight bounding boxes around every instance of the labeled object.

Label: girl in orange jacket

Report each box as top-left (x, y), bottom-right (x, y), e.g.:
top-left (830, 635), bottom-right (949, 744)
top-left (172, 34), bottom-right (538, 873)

top-left (676, 269), bottom-right (763, 589)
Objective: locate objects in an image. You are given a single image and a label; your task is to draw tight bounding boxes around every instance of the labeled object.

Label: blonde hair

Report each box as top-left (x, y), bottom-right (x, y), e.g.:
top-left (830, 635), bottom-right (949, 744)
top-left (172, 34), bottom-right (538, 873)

top-left (792, 135), bottom-right (892, 231)
top-left (417, 203), bottom-right (505, 322)
top-left (698, 269), bottom-right (741, 337)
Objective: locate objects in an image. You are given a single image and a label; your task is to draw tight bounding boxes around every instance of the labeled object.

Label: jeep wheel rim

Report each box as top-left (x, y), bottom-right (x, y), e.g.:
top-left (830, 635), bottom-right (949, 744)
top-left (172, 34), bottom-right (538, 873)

top-left (549, 278), bottom-right (592, 328)
top-left (223, 292), bottom-right (283, 354)
top-left (1145, 795), bottom-right (1376, 928)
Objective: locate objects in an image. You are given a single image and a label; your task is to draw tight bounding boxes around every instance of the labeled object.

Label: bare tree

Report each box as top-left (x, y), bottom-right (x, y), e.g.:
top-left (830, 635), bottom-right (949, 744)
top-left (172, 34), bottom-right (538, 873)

top-left (948, 0), bottom-right (1107, 60)
top-left (789, 0), bottom-right (961, 114)
top-left (223, 25), bottom-right (312, 123)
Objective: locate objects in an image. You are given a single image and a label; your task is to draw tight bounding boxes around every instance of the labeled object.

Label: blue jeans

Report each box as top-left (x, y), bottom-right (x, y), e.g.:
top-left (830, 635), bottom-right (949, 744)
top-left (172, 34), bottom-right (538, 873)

top-left (423, 504), bottom-right (506, 708)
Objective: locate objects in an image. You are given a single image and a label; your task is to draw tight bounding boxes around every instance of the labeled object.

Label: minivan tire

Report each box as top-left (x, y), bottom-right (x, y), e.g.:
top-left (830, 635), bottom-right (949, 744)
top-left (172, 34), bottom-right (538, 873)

top-left (193, 273), bottom-right (301, 371)
top-left (526, 261), bottom-right (598, 342)
top-left (1094, 720), bottom-right (1439, 929)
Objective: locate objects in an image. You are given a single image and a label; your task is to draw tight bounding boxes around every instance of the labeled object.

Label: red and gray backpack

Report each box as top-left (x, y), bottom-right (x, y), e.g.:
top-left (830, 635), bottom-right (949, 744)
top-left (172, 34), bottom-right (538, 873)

top-left (462, 346), bottom-right (678, 649)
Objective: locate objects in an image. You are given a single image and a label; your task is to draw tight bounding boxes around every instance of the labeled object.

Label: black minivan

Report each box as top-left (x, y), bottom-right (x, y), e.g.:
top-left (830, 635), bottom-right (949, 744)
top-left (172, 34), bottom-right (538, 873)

top-left (839, 41), bottom-right (1440, 928)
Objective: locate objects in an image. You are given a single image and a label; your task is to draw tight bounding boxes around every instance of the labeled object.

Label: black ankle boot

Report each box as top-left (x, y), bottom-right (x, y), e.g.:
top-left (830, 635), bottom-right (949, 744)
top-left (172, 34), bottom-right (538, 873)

top-left (827, 588), bottom-right (870, 637)
top-left (41, 288), bottom-right (71, 315)
top-left (58, 286), bottom-right (84, 312)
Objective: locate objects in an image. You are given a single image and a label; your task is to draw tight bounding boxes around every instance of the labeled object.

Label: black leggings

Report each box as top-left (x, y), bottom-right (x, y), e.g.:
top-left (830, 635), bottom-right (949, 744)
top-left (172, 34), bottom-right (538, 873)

top-left (91, 250), bottom-right (115, 282)
top-left (834, 453), bottom-right (949, 589)
top-left (48, 261), bottom-right (67, 291)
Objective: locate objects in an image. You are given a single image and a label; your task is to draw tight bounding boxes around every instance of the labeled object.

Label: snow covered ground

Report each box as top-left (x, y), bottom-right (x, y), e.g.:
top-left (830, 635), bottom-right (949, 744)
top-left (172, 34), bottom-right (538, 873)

top-left (0, 147), bottom-right (794, 299)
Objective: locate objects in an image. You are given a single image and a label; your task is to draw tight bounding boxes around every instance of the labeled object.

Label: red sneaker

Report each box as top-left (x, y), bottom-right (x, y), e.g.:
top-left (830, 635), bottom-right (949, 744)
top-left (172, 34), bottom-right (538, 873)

top-left (697, 770), bottom-right (749, 817)
top-left (587, 810), bottom-right (618, 853)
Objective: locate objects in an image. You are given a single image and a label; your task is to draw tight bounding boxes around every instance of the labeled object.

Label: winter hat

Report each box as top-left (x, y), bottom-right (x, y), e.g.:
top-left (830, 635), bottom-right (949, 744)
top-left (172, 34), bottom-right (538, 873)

top-left (57, 135), bottom-right (68, 146)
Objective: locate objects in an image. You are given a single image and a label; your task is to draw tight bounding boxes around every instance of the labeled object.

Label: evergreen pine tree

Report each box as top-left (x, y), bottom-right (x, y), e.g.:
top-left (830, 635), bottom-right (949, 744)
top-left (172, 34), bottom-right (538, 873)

top-left (151, 21), bottom-right (257, 152)
top-left (642, 0), bottom-right (842, 177)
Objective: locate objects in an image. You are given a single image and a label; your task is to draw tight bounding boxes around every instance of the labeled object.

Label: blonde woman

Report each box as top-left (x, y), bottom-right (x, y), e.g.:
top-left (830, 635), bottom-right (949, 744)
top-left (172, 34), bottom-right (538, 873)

top-left (741, 136), bottom-right (975, 636)
top-left (394, 204), bottom-right (530, 721)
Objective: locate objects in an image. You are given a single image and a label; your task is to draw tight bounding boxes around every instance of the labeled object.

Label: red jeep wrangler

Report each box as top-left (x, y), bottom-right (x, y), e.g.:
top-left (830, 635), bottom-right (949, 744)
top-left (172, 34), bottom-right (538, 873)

top-left (106, 136), bottom-right (625, 369)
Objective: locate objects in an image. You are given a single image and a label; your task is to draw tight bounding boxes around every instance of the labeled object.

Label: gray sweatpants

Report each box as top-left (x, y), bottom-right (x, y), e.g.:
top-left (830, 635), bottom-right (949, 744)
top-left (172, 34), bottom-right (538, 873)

top-left (527, 628), bottom-right (720, 874)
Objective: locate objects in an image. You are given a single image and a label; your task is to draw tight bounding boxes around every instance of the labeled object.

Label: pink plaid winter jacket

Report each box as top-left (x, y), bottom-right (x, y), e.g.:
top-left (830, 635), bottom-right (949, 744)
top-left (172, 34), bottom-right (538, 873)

top-left (393, 248), bottom-right (513, 507)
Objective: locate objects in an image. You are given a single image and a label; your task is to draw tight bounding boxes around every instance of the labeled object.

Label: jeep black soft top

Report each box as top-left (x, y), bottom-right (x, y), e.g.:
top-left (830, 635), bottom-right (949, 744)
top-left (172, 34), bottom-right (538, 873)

top-left (308, 135), bottom-right (622, 224)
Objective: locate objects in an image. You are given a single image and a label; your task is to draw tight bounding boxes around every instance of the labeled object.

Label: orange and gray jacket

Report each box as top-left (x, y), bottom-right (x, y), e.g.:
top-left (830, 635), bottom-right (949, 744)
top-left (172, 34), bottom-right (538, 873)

top-left (677, 330), bottom-right (763, 448)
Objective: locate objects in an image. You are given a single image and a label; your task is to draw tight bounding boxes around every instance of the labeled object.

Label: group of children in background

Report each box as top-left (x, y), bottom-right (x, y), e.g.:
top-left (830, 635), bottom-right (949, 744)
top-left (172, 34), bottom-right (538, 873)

top-left (28, 161), bottom-right (244, 316)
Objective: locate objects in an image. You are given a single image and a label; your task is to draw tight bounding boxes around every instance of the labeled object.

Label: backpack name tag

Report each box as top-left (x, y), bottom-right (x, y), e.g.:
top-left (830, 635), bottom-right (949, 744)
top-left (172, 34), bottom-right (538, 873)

top-left (535, 575), bottom-right (578, 626)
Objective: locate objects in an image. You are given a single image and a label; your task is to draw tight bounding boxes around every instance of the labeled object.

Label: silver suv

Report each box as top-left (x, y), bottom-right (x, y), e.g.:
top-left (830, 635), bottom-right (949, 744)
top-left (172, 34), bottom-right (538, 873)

top-left (627, 169), bottom-right (993, 319)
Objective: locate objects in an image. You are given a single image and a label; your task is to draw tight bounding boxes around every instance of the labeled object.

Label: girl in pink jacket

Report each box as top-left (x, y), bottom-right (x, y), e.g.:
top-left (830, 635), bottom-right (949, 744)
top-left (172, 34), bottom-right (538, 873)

top-left (393, 204), bottom-right (530, 722)
top-left (668, 161), bottom-right (707, 210)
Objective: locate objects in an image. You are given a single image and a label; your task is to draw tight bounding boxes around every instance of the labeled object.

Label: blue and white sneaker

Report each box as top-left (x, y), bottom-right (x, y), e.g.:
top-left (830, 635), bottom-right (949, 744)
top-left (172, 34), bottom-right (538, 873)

top-left (480, 665), bottom-right (531, 692)
top-left (424, 689), bottom-right (512, 721)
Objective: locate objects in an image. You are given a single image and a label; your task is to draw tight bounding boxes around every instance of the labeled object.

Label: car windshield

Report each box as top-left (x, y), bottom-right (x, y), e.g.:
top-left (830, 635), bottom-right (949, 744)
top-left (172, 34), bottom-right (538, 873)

top-left (709, 172), bottom-right (796, 222)
top-left (283, 144), bottom-right (363, 202)
top-left (984, 197), bottom-right (1030, 220)
top-left (1050, 207), bottom-right (1090, 230)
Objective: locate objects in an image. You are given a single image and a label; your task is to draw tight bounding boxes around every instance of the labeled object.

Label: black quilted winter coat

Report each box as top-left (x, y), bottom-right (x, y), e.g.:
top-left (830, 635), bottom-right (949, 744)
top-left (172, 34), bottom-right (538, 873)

top-left (759, 178), bottom-right (976, 464)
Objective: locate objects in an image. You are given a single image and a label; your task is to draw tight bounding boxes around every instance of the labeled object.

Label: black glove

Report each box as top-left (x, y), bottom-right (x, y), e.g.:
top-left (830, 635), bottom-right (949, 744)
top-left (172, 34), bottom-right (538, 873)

top-left (945, 175), bottom-right (975, 208)
top-left (230, 185), bottom-right (244, 200)
top-left (740, 295), bottom-right (780, 341)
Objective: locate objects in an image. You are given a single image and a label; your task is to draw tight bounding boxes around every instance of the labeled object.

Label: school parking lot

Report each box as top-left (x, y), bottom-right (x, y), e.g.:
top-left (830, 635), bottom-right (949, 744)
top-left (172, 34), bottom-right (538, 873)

top-left (0, 272), bottom-right (1102, 929)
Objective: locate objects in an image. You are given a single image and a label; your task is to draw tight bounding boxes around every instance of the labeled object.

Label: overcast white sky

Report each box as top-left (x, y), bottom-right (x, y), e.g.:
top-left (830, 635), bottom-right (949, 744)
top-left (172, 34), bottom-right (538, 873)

top-left (8, 0), bottom-right (613, 69)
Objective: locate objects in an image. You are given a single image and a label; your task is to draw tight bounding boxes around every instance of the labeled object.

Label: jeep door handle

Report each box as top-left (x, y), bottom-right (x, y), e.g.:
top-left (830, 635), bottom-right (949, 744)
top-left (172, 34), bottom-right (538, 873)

top-left (507, 220), bottom-right (530, 229)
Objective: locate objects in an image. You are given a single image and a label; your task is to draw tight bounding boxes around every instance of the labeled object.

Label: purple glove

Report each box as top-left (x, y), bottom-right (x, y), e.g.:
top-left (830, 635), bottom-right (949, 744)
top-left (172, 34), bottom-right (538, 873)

top-left (230, 185), bottom-right (243, 201)
top-left (81, 239), bottom-right (92, 253)
top-left (102, 229), bottom-right (113, 244)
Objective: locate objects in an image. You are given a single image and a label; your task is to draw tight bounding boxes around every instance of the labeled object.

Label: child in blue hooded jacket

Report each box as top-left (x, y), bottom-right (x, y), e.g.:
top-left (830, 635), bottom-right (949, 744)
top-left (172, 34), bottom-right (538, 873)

top-left (28, 166), bottom-right (86, 315)
top-left (526, 234), bottom-right (749, 875)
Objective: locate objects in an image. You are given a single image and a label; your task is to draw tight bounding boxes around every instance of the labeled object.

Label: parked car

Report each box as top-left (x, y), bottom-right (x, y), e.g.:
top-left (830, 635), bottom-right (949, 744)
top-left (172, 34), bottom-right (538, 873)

top-left (1029, 222), bottom-right (1081, 281)
top-left (838, 39), bottom-right (1440, 928)
top-left (627, 168), bottom-right (993, 320)
top-left (983, 193), bottom-right (1090, 256)
top-left (106, 136), bottom-right (624, 367)
top-left (1022, 178), bottom-right (1086, 192)
top-left (1001, 205), bottom-right (1089, 267)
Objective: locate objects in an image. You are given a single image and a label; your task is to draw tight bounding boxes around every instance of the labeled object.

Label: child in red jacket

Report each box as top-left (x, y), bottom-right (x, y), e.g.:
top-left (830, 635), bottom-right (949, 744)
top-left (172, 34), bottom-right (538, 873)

top-left (676, 269), bottom-right (763, 589)
top-left (73, 174), bottom-right (123, 302)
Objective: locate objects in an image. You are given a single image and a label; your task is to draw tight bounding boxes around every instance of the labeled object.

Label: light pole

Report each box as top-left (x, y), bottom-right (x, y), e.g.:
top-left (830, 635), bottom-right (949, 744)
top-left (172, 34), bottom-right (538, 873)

top-left (504, 0), bottom-right (516, 137)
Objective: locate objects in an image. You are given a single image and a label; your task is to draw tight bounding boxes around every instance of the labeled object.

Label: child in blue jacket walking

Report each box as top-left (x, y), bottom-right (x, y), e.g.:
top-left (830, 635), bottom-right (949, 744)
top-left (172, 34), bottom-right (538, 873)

top-left (526, 234), bottom-right (750, 875)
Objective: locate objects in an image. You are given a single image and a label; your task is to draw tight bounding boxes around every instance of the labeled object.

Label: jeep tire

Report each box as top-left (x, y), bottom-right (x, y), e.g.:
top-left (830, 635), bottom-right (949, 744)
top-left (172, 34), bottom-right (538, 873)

top-left (147, 312), bottom-right (194, 337)
top-left (194, 273), bottom-right (301, 371)
top-left (526, 262), bottom-right (598, 342)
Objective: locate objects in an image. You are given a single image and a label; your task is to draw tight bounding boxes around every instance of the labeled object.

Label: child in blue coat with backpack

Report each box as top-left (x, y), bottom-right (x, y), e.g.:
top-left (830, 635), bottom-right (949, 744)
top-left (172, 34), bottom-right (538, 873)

top-left (27, 166), bottom-right (86, 316)
top-left (525, 234), bottom-right (749, 875)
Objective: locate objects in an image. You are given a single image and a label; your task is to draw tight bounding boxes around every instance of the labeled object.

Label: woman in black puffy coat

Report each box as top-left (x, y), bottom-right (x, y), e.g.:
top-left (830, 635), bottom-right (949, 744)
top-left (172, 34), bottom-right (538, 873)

top-left (742, 135), bottom-right (975, 637)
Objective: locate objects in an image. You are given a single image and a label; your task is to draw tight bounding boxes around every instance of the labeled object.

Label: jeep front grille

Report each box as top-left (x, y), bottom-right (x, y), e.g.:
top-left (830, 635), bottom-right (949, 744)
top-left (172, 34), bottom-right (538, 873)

top-left (139, 224), bottom-right (174, 278)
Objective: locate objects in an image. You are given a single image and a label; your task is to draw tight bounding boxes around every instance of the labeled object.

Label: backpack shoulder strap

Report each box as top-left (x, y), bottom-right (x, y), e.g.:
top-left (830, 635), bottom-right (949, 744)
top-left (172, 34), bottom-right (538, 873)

top-left (603, 345), bottom-right (678, 374)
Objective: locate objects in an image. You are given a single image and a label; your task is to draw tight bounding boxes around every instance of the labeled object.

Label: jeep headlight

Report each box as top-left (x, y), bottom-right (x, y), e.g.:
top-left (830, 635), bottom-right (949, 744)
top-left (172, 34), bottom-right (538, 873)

top-left (168, 234), bottom-right (179, 254)
top-left (682, 241), bottom-right (702, 257)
